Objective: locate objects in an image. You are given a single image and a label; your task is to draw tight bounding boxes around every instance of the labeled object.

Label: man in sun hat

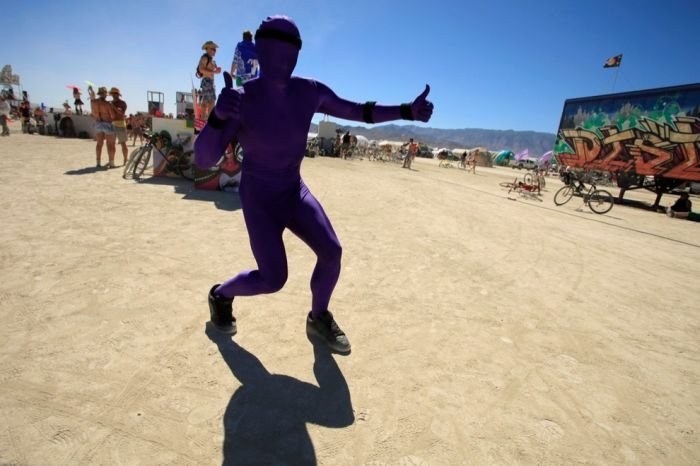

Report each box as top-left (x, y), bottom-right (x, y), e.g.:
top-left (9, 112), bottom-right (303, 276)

top-left (197, 40), bottom-right (222, 119)
top-left (109, 87), bottom-right (129, 166)
top-left (195, 15), bottom-right (433, 353)
top-left (89, 86), bottom-right (118, 168)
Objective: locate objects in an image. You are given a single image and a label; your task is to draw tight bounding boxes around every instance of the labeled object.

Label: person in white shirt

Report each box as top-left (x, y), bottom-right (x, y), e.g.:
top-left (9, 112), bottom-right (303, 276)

top-left (0, 95), bottom-right (11, 136)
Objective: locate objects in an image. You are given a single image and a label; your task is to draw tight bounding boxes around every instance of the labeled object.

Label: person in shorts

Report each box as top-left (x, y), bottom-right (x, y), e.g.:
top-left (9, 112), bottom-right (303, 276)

top-left (110, 87), bottom-right (129, 165)
top-left (198, 40), bottom-right (222, 120)
top-left (403, 138), bottom-right (418, 169)
top-left (341, 131), bottom-right (351, 159)
top-left (89, 86), bottom-right (118, 168)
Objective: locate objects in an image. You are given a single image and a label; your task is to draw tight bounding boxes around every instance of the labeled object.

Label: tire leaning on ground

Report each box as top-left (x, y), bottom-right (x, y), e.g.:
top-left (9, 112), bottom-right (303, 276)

top-left (123, 146), bottom-right (146, 179)
top-left (132, 146), bottom-right (153, 180)
top-left (178, 150), bottom-right (195, 181)
top-left (587, 189), bottom-right (614, 214)
top-left (554, 185), bottom-right (575, 206)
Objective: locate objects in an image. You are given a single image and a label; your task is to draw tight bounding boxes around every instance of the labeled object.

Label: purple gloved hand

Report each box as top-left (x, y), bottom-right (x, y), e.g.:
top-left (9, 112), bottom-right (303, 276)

top-left (214, 71), bottom-right (241, 121)
top-left (411, 85), bottom-right (433, 122)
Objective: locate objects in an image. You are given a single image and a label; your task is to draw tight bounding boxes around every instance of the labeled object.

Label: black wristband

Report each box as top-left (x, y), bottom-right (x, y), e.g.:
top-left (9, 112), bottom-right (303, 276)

top-left (362, 101), bottom-right (376, 124)
top-left (400, 103), bottom-right (414, 121)
top-left (207, 110), bottom-right (226, 129)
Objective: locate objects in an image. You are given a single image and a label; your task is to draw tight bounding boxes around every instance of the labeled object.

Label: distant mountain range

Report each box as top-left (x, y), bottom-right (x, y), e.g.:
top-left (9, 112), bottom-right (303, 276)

top-left (309, 123), bottom-right (556, 155)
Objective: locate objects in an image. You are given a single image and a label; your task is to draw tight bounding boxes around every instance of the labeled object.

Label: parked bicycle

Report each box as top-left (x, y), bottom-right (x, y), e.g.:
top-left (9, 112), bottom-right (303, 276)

top-left (553, 176), bottom-right (614, 214)
top-left (500, 177), bottom-right (542, 200)
top-left (123, 130), bottom-right (193, 181)
top-left (523, 167), bottom-right (546, 189)
top-left (438, 151), bottom-right (456, 168)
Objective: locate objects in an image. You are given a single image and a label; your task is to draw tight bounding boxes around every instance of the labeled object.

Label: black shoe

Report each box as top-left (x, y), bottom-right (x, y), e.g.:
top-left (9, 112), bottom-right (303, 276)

top-left (208, 284), bottom-right (236, 335)
top-left (306, 311), bottom-right (351, 354)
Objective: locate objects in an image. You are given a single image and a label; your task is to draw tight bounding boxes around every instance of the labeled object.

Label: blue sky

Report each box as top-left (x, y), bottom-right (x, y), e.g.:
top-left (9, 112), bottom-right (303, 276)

top-left (4, 0), bottom-right (699, 133)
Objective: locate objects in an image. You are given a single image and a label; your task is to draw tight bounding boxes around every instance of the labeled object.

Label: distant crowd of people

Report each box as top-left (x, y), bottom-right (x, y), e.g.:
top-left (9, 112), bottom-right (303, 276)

top-left (1, 90), bottom-right (52, 137)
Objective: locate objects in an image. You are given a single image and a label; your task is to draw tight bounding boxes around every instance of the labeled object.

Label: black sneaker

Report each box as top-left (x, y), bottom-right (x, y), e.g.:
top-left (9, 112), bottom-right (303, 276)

top-left (306, 311), bottom-right (351, 354)
top-left (208, 284), bottom-right (236, 335)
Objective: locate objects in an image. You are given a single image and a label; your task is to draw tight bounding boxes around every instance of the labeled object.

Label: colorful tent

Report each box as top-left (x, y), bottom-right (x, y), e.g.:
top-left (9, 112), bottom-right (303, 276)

top-left (494, 150), bottom-right (513, 165)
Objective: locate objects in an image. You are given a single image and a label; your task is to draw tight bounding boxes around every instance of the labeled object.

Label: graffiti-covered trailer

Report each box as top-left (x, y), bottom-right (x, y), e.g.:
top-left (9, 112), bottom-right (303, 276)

top-left (554, 83), bottom-right (700, 184)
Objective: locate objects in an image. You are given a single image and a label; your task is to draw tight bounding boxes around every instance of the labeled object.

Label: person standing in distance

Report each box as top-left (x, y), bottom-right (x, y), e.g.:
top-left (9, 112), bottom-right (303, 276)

top-left (403, 138), bottom-right (418, 169)
top-left (197, 40), bottom-right (222, 119)
top-left (230, 30), bottom-right (259, 86)
top-left (89, 86), bottom-right (118, 168)
top-left (110, 87), bottom-right (129, 166)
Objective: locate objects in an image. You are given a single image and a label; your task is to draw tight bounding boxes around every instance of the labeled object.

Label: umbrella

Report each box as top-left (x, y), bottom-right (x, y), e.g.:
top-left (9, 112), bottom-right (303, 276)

top-left (66, 84), bottom-right (80, 90)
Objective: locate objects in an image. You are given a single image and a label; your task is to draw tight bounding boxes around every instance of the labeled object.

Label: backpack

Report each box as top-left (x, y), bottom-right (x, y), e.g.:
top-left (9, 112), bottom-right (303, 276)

top-left (195, 53), bottom-right (211, 79)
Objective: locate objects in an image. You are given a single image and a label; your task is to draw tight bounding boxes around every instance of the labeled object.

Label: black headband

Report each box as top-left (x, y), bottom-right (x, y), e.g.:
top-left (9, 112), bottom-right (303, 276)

top-left (255, 28), bottom-right (302, 50)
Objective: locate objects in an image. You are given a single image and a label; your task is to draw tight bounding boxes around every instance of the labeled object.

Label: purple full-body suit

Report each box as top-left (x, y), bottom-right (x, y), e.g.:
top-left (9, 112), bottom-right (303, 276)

top-left (195, 16), bottom-right (433, 317)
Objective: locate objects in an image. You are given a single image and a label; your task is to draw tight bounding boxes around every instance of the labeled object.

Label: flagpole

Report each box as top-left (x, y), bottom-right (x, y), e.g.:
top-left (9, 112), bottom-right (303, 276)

top-left (612, 67), bottom-right (620, 92)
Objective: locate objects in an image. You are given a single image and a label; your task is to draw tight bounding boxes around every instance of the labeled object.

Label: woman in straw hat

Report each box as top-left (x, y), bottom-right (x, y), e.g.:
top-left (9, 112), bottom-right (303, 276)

top-left (197, 40), bottom-right (222, 119)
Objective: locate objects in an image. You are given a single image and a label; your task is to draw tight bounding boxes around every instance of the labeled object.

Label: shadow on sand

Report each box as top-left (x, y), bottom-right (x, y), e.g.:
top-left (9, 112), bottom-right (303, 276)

top-left (64, 165), bottom-right (110, 175)
top-left (205, 324), bottom-right (354, 465)
top-left (135, 176), bottom-right (242, 212)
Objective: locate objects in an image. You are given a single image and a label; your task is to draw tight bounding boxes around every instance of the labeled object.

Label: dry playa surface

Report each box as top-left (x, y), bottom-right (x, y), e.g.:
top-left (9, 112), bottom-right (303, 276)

top-left (0, 124), bottom-right (699, 465)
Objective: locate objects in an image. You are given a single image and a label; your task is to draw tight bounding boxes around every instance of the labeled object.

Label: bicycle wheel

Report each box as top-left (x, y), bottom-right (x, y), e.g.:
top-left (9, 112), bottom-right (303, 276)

top-left (499, 181), bottom-right (516, 188)
top-left (133, 146), bottom-right (152, 179)
top-left (523, 173), bottom-right (534, 185)
top-left (554, 185), bottom-right (574, 205)
top-left (176, 150), bottom-right (195, 181)
top-left (588, 189), bottom-right (614, 214)
top-left (123, 146), bottom-right (146, 179)
top-left (507, 178), bottom-right (520, 194)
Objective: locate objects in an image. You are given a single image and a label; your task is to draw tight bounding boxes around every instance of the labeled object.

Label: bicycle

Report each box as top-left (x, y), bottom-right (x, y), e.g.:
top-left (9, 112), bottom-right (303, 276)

top-left (500, 177), bottom-right (542, 200)
top-left (438, 152), bottom-right (456, 168)
top-left (523, 167), bottom-right (546, 189)
top-left (123, 129), bottom-right (164, 179)
top-left (123, 130), bottom-right (194, 181)
top-left (553, 178), bottom-right (614, 214)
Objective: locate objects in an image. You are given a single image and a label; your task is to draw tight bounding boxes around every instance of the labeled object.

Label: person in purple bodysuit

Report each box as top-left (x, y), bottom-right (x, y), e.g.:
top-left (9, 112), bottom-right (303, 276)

top-left (195, 15), bottom-right (433, 353)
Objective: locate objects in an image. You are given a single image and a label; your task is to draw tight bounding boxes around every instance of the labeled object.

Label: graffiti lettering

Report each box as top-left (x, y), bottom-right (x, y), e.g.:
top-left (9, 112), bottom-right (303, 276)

top-left (556, 116), bottom-right (700, 181)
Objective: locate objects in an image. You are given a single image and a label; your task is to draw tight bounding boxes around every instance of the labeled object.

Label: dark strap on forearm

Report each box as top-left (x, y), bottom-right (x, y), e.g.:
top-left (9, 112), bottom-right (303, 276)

top-left (207, 110), bottom-right (226, 129)
top-left (362, 101), bottom-right (376, 124)
top-left (400, 104), bottom-right (414, 121)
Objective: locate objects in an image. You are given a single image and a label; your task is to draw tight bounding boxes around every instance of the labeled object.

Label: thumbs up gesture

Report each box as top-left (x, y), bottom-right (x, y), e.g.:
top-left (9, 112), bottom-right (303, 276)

top-left (214, 71), bottom-right (241, 121)
top-left (411, 85), bottom-right (433, 122)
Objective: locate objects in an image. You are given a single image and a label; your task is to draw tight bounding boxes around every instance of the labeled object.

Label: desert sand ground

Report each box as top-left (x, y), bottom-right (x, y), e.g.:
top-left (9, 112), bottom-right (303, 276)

top-left (0, 122), bottom-right (698, 465)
